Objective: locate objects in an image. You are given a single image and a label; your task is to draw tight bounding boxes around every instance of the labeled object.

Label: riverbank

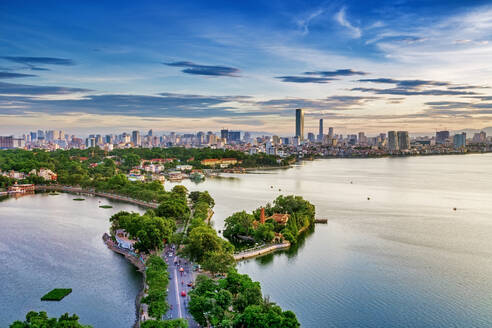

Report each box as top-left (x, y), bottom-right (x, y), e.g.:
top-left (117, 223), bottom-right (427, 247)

top-left (102, 233), bottom-right (147, 328)
top-left (234, 218), bottom-right (315, 261)
top-left (234, 242), bottom-right (291, 261)
top-left (35, 185), bottom-right (159, 208)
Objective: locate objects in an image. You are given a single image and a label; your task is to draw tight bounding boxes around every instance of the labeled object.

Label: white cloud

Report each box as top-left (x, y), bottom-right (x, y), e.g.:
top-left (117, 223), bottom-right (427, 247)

top-left (334, 7), bottom-right (361, 38)
top-left (296, 8), bottom-right (324, 36)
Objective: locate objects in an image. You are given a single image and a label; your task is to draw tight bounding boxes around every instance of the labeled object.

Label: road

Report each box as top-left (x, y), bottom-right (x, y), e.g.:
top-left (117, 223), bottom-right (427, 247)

top-left (162, 245), bottom-right (199, 327)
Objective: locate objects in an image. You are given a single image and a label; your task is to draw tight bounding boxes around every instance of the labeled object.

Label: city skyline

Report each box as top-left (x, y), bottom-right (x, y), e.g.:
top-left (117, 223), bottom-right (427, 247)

top-left (2, 1), bottom-right (492, 135)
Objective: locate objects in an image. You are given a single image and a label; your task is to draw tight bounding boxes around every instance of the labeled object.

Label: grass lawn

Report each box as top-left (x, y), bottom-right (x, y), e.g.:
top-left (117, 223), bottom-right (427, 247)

top-left (41, 288), bottom-right (72, 301)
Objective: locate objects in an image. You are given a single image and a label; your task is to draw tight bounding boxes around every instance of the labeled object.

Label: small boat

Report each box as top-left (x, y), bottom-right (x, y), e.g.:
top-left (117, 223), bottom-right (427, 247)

top-left (453, 207), bottom-right (457, 211)
top-left (367, 197), bottom-right (370, 200)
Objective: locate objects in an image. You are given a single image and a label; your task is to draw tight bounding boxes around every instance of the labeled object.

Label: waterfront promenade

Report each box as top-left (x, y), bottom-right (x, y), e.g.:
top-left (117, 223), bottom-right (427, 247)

top-left (35, 185), bottom-right (159, 208)
top-left (234, 242), bottom-right (291, 261)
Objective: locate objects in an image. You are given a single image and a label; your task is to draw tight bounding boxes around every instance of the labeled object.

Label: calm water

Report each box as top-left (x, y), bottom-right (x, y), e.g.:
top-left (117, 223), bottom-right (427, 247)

top-left (168, 154), bottom-right (492, 328)
top-left (0, 193), bottom-right (144, 327)
top-left (2, 154), bottom-right (492, 327)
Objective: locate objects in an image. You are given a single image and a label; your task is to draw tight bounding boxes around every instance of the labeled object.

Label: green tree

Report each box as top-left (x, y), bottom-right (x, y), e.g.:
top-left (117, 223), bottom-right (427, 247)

top-left (201, 250), bottom-right (236, 275)
top-left (254, 223), bottom-right (275, 243)
top-left (10, 311), bottom-right (92, 328)
top-left (223, 211), bottom-right (255, 245)
top-left (141, 319), bottom-right (188, 328)
top-left (182, 226), bottom-right (232, 263)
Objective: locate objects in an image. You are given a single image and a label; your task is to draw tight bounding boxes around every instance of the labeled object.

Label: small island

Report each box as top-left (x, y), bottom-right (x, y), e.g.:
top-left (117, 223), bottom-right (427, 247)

top-left (40, 288), bottom-right (72, 301)
top-left (223, 195), bottom-right (315, 259)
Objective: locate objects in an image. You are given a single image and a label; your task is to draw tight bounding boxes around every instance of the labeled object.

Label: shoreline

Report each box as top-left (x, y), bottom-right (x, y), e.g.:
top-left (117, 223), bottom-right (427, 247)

top-left (234, 221), bottom-right (313, 261)
top-left (102, 233), bottom-right (146, 328)
top-left (34, 185), bottom-right (159, 209)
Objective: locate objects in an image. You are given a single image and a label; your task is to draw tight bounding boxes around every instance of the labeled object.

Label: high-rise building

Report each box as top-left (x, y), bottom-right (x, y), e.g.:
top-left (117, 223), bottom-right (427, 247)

top-left (388, 131), bottom-right (399, 151)
top-left (328, 127), bottom-right (334, 138)
top-left (358, 132), bottom-right (367, 145)
top-left (85, 137), bottom-right (96, 148)
top-left (96, 134), bottom-right (103, 145)
top-left (220, 129), bottom-right (229, 140)
top-left (397, 131), bottom-right (410, 150)
top-left (348, 134), bottom-right (357, 145)
top-left (243, 132), bottom-right (251, 142)
top-left (472, 131), bottom-right (486, 143)
top-left (0, 136), bottom-right (13, 149)
top-left (436, 131), bottom-right (450, 144)
top-left (295, 108), bottom-right (304, 141)
top-left (131, 130), bottom-right (141, 146)
top-left (148, 129), bottom-right (153, 137)
top-left (30, 131), bottom-right (37, 141)
top-left (228, 131), bottom-right (241, 143)
top-left (308, 132), bottom-right (315, 142)
top-left (453, 132), bottom-right (466, 148)
top-left (46, 130), bottom-right (54, 141)
top-left (318, 119), bottom-right (323, 141)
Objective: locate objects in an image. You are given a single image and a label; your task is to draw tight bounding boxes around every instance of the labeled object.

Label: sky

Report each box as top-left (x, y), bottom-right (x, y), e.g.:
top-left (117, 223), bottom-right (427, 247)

top-left (1, 0), bottom-right (492, 136)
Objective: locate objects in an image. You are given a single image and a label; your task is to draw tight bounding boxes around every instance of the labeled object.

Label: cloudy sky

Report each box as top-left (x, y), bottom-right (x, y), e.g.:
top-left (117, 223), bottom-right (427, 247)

top-left (1, 0), bottom-right (492, 136)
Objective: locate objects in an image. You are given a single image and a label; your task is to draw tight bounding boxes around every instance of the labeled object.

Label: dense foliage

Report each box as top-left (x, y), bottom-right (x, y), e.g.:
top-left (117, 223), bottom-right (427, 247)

top-left (155, 186), bottom-right (190, 222)
top-left (140, 319), bottom-right (188, 328)
top-left (110, 210), bottom-right (176, 253)
top-left (0, 147), bottom-right (285, 195)
top-left (142, 255), bottom-right (171, 319)
top-left (111, 147), bottom-right (285, 168)
top-left (223, 195), bottom-right (315, 247)
top-left (10, 311), bottom-right (92, 328)
top-left (178, 191), bottom-right (235, 275)
top-left (189, 270), bottom-right (300, 328)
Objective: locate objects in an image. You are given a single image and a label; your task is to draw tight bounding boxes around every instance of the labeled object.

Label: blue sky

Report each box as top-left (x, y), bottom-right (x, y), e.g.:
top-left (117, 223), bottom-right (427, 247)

top-left (1, 0), bottom-right (492, 136)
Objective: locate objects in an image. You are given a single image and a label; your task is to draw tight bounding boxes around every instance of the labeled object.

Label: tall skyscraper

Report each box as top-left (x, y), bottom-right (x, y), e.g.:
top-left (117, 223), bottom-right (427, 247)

top-left (318, 119), bottom-right (323, 141)
top-left (295, 108), bottom-right (304, 141)
top-left (228, 131), bottom-right (241, 143)
top-left (308, 132), bottom-right (315, 142)
top-left (328, 127), bottom-right (334, 138)
top-left (436, 130), bottom-right (450, 144)
top-left (46, 130), bottom-right (54, 141)
top-left (220, 129), bottom-right (229, 140)
top-left (148, 129), bottom-right (153, 137)
top-left (388, 131), bottom-right (399, 151)
top-left (131, 130), bottom-right (141, 145)
top-left (397, 131), bottom-right (410, 150)
top-left (453, 132), bottom-right (466, 148)
top-left (358, 132), bottom-right (366, 145)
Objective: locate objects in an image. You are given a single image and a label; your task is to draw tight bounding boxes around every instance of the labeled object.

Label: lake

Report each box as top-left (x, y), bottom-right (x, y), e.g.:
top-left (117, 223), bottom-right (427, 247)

top-left (169, 154), bottom-right (492, 328)
top-left (2, 154), bottom-right (492, 327)
top-left (0, 193), bottom-right (145, 327)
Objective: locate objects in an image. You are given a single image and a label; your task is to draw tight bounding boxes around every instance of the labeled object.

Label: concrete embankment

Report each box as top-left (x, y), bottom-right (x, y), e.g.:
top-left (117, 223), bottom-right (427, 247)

top-left (234, 242), bottom-right (291, 261)
top-left (35, 185), bottom-right (159, 208)
top-left (102, 233), bottom-right (146, 328)
top-left (234, 221), bottom-right (318, 261)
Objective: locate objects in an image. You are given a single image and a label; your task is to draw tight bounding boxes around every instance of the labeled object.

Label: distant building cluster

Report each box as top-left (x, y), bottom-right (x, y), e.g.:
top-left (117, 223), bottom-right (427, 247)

top-left (1, 109), bottom-right (491, 158)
